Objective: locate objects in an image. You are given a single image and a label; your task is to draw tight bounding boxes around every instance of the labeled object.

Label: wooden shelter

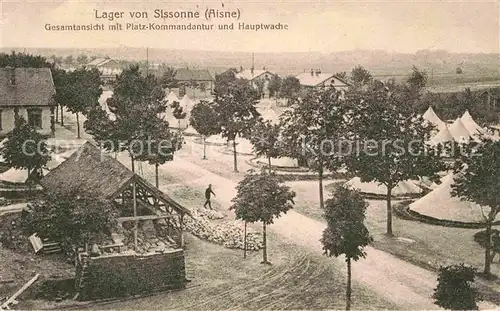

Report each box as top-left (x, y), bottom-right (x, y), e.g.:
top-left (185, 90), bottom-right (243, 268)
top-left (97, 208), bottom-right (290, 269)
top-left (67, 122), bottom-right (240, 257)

top-left (40, 141), bottom-right (191, 249)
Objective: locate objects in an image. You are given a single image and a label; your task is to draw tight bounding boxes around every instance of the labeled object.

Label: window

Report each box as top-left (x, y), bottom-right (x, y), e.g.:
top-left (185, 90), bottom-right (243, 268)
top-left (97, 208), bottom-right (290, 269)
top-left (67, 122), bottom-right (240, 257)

top-left (27, 108), bottom-right (43, 129)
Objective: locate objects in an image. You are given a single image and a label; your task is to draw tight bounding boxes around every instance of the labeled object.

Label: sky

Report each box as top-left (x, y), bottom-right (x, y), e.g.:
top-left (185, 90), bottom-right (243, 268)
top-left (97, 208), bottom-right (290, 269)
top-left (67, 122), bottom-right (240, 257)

top-left (0, 0), bottom-right (499, 53)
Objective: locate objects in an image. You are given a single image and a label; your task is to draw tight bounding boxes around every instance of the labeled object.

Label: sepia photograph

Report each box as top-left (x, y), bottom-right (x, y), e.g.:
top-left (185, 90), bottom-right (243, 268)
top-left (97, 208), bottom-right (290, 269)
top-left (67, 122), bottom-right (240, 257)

top-left (0, 0), bottom-right (499, 310)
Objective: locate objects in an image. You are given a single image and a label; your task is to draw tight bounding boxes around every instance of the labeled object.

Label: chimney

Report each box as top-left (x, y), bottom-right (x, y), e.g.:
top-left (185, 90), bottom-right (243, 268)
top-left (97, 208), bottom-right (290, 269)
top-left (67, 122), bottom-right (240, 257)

top-left (315, 69), bottom-right (321, 76)
top-left (262, 66), bottom-right (266, 70)
top-left (251, 66), bottom-right (254, 75)
top-left (310, 69), bottom-right (314, 76)
top-left (240, 65), bottom-right (243, 72)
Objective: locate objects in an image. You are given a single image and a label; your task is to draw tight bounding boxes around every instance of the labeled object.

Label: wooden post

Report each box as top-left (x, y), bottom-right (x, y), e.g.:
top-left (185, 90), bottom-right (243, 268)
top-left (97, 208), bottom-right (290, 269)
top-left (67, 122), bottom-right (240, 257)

top-left (244, 221), bottom-right (247, 259)
top-left (179, 213), bottom-right (184, 248)
top-left (132, 180), bottom-right (138, 252)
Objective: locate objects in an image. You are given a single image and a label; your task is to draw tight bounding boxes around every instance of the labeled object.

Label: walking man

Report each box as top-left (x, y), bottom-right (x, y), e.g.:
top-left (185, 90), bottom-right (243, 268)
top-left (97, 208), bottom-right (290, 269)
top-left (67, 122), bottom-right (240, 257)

top-left (204, 184), bottom-right (216, 209)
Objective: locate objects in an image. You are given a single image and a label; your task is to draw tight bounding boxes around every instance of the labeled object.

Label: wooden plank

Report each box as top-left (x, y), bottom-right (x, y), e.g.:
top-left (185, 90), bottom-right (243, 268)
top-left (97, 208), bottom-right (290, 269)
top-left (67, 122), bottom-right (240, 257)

top-left (117, 214), bottom-right (175, 222)
top-left (1, 274), bottom-right (40, 310)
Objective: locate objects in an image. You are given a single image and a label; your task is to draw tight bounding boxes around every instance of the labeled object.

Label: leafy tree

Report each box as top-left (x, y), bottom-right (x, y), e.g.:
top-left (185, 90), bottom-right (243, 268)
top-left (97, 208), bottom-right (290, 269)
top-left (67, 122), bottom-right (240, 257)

top-left (280, 76), bottom-right (301, 102)
top-left (335, 71), bottom-right (348, 81)
top-left (189, 100), bottom-right (221, 159)
top-left (214, 68), bottom-right (238, 95)
top-left (160, 66), bottom-right (177, 89)
top-left (249, 120), bottom-right (281, 172)
top-left (171, 101), bottom-right (187, 131)
top-left (21, 191), bottom-right (118, 253)
top-left (254, 79), bottom-right (265, 99)
top-left (433, 264), bottom-right (481, 310)
top-left (64, 55), bottom-right (74, 66)
top-left (0, 116), bottom-right (51, 183)
top-left (212, 81), bottom-right (261, 172)
top-left (54, 68), bottom-right (103, 138)
top-left (280, 87), bottom-right (348, 209)
top-left (451, 138), bottom-right (500, 275)
top-left (321, 185), bottom-right (372, 310)
top-left (407, 66), bottom-right (428, 95)
top-left (0, 51), bottom-right (53, 69)
top-left (346, 81), bottom-right (445, 236)
top-left (350, 65), bottom-right (372, 89)
top-left (76, 54), bottom-right (89, 66)
top-left (230, 169), bottom-right (295, 263)
top-left (86, 65), bottom-right (172, 177)
top-left (268, 75), bottom-right (281, 99)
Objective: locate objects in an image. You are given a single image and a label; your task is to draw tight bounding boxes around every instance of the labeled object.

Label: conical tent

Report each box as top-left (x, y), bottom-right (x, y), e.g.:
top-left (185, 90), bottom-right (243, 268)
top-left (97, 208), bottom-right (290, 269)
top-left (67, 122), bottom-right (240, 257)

top-left (429, 125), bottom-right (454, 145)
top-left (235, 138), bottom-right (254, 154)
top-left (449, 118), bottom-right (472, 143)
top-left (256, 156), bottom-right (298, 167)
top-left (180, 94), bottom-right (194, 111)
top-left (165, 91), bottom-right (179, 103)
top-left (423, 106), bottom-right (446, 131)
top-left (262, 106), bottom-right (279, 123)
top-left (409, 173), bottom-right (499, 222)
top-left (461, 110), bottom-right (484, 136)
top-left (345, 177), bottom-right (422, 196)
top-left (184, 125), bottom-right (199, 135)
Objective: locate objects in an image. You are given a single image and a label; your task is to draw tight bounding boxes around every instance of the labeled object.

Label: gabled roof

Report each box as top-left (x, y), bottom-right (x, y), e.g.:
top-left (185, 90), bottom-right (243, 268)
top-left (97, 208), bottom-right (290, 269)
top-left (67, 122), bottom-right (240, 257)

top-left (40, 142), bottom-right (190, 215)
top-left (295, 72), bottom-right (349, 87)
top-left (0, 67), bottom-right (55, 107)
top-left (174, 68), bottom-right (213, 81)
top-left (86, 58), bottom-right (114, 67)
top-left (235, 69), bottom-right (276, 81)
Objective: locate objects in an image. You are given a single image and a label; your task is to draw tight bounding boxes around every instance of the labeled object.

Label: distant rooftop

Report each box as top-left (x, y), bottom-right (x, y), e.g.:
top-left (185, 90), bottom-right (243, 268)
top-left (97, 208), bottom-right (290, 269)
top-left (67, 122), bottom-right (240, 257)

top-left (86, 58), bottom-right (114, 67)
top-left (235, 69), bottom-right (275, 81)
top-left (174, 68), bottom-right (213, 81)
top-left (296, 71), bottom-right (349, 87)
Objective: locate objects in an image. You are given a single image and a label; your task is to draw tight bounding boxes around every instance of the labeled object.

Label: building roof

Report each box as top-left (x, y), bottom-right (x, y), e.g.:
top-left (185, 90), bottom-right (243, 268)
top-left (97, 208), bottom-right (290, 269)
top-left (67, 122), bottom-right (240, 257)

top-left (40, 142), bottom-right (190, 215)
top-left (235, 69), bottom-right (275, 81)
top-left (479, 88), bottom-right (500, 98)
top-left (0, 67), bottom-right (55, 107)
top-left (295, 72), bottom-right (349, 87)
top-left (86, 58), bottom-right (115, 67)
top-left (174, 68), bottom-right (213, 81)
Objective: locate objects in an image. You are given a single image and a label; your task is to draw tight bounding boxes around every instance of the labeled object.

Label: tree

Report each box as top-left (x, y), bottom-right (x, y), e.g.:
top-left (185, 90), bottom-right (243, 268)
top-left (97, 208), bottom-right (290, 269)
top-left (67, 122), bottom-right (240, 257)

top-left (268, 75), bottom-right (282, 99)
top-left (1, 116), bottom-right (51, 183)
top-left (86, 65), bottom-right (172, 176)
top-left (171, 101), bottom-right (187, 131)
top-left (254, 79), bottom-right (265, 99)
top-left (214, 68), bottom-right (238, 95)
top-left (63, 55), bottom-right (74, 66)
top-left (249, 120), bottom-right (281, 172)
top-left (0, 51), bottom-right (53, 69)
top-left (280, 76), bottom-right (301, 102)
top-left (346, 81), bottom-right (445, 236)
top-left (212, 81), bottom-right (261, 172)
top-left (230, 169), bottom-right (295, 263)
top-left (160, 66), bottom-right (177, 89)
top-left (407, 66), bottom-right (428, 95)
top-left (321, 185), bottom-right (372, 310)
top-left (54, 68), bottom-right (103, 138)
top-left (350, 65), bottom-right (372, 89)
top-left (280, 87), bottom-right (348, 210)
top-left (21, 191), bottom-right (118, 252)
top-left (189, 100), bottom-right (221, 159)
top-left (76, 54), bottom-right (89, 66)
top-left (451, 138), bottom-right (500, 275)
top-left (433, 264), bottom-right (481, 310)
top-left (335, 71), bottom-right (348, 81)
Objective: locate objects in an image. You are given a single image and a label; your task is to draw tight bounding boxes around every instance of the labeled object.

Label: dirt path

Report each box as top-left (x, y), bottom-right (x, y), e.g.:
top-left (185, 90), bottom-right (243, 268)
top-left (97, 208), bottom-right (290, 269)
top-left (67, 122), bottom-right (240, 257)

top-left (152, 156), bottom-right (498, 310)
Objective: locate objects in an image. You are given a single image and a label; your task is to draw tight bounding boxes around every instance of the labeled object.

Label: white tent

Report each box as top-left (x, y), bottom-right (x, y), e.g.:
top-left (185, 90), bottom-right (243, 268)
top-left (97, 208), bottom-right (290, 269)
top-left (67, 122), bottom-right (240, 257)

top-left (165, 91), bottom-right (179, 104)
top-left (409, 174), bottom-right (500, 222)
top-left (429, 125), bottom-right (454, 145)
top-left (261, 106), bottom-right (279, 123)
top-left (0, 168), bottom-right (49, 184)
top-left (461, 110), bottom-right (484, 136)
top-left (449, 118), bottom-right (473, 143)
top-left (345, 177), bottom-right (422, 196)
top-left (184, 125), bottom-right (199, 135)
top-left (180, 94), bottom-right (194, 111)
top-left (423, 106), bottom-right (446, 131)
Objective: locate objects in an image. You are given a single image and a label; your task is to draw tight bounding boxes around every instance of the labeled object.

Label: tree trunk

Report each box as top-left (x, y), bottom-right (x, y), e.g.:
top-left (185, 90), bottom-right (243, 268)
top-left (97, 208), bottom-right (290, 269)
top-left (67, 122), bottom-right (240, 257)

top-left (155, 163), bottom-right (159, 188)
top-left (202, 135), bottom-right (207, 159)
top-left (233, 139), bottom-right (238, 172)
top-left (244, 221), bottom-right (247, 259)
top-left (318, 161), bottom-right (324, 210)
top-left (178, 119), bottom-right (181, 131)
top-left (60, 105), bottom-right (64, 126)
top-left (76, 112), bottom-right (81, 139)
top-left (55, 104), bottom-right (59, 123)
top-left (131, 155), bottom-right (135, 173)
top-left (386, 186), bottom-right (393, 236)
top-left (484, 221), bottom-right (492, 275)
top-left (268, 156), bottom-right (272, 173)
top-left (346, 257), bottom-right (352, 310)
top-left (262, 222), bottom-right (268, 264)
